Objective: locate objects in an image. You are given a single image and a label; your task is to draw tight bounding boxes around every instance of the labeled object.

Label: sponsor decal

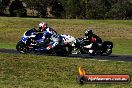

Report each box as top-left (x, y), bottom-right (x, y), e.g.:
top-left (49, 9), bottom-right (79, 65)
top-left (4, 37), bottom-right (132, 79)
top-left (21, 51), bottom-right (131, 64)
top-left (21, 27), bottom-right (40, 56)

top-left (76, 66), bottom-right (130, 84)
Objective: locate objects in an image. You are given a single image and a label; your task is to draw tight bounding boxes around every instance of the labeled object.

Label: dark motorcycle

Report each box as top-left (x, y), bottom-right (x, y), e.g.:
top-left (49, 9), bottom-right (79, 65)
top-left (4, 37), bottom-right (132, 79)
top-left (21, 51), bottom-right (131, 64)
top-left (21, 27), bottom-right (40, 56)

top-left (75, 38), bottom-right (113, 56)
top-left (16, 28), bottom-right (75, 56)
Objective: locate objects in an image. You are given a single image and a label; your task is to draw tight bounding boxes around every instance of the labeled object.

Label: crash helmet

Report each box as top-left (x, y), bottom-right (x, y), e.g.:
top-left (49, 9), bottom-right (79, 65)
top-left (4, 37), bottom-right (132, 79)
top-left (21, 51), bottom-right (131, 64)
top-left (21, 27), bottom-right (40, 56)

top-left (85, 29), bottom-right (93, 37)
top-left (39, 22), bottom-right (48, 32)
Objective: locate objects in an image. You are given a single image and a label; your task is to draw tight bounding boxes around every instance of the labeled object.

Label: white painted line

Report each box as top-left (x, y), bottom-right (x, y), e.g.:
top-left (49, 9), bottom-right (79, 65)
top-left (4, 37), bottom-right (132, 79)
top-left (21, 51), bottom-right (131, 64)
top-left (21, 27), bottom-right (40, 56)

top-left (98, 60), bottom-right (109, 62)
top-left (89, 59), bottom-right (96, 60)
top-left (117, 61), bottom-right (125, 62)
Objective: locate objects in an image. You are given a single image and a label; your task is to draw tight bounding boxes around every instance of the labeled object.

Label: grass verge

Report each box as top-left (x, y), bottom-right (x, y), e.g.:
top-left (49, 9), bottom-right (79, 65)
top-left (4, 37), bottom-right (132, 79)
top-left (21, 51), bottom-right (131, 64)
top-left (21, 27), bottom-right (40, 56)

top-left (0, 53), bottom-right (132, 88)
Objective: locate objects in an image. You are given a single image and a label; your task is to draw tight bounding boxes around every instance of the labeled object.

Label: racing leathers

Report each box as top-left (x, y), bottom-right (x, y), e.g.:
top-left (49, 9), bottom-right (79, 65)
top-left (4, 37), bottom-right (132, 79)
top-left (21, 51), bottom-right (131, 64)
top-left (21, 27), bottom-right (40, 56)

top-left (42, 27), bottom-right (60, 50)
top-left (84, 34), bottom-right (102, 54)
top-left (86, 34), bottom-right (102, 43)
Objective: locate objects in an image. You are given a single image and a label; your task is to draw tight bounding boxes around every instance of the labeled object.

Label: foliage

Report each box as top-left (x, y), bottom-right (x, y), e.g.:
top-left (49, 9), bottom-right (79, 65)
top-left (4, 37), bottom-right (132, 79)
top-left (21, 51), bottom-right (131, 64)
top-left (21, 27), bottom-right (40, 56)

top-left (13, 9), bottom-right (27, 17)
top-left (106, 1), bottom-right (132, 19)
top-left (9, 0), bottom-right (27, 17)
top-left (23, 0), bottom-right (48, 17)
top-left (0, 0), bottom-right (10, 15)
top-left (86, 0), bottom-right (108, 19)
top-left (49, 0), bottom-right (64, 18)
top-left (0, 0), bottom-right (132, 19)
top-left (63, 0), bottom-right (82, 18)
top-left (23, 0), bottom-right (132, 19)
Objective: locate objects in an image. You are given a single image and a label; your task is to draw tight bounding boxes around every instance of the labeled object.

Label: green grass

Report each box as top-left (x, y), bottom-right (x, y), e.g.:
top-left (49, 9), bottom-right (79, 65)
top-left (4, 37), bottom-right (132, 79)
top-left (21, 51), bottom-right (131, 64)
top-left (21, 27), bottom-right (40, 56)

top-left (112, 39), bottom-right (132, 55)
top-left (0, 42), bottom-right (16, 49)
top-left (0, 17), bottom-right (132, 87)
top-left (0, 53), bottom-right (132, 88)
top-left (0, 17), bottom-right (132, 55)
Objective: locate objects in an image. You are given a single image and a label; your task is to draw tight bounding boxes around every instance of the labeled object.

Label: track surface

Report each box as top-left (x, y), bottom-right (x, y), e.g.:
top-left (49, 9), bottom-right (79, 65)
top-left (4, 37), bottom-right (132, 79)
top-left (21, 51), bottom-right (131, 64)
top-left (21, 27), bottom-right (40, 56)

top-left (0, 49), bottom-right (132, 62)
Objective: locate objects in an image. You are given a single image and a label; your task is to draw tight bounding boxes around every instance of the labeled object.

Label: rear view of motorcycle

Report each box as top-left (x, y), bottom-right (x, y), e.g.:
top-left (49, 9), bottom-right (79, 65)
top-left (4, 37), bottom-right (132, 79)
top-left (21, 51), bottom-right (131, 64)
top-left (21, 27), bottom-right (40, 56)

top-left (100, 41), bottom-right (113, 56)
top-left (74, 37), bottom-right (113, 56)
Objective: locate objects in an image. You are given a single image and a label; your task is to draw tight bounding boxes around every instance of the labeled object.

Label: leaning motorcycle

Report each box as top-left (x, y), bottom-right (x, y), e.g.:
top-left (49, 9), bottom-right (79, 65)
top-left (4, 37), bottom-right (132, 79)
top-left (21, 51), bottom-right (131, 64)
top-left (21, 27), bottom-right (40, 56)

top-left (16, 28), bottom-right (76, 56)
top-left (75, 38), bottom-right (113, 56)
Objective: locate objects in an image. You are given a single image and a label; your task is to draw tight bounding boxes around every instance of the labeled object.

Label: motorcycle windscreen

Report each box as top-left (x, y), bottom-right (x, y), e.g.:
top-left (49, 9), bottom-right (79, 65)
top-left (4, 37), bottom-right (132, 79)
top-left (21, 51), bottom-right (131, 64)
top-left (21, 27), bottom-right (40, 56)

top-left (35, 33), bottom-right (43, 40)
top-left (25, 29), bottom-right (35, 36)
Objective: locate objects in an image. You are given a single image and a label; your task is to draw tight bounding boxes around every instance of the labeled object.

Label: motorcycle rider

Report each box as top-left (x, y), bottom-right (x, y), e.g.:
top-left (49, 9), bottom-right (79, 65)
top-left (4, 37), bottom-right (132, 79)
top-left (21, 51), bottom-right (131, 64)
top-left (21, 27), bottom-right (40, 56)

top-left (38, 22), bottom-right (61, 50)
top-left (84, 29), bottom-right (102, 54)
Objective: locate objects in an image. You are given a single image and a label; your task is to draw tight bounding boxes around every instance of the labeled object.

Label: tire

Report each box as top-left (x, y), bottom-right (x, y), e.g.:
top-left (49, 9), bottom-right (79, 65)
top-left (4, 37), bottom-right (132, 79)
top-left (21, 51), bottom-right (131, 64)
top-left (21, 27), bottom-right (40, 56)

top-left (80, 43), bottom-right (97, 55)
top-left (16, 41), bottom-right (30, 54)
top-left (80, 47), bottom-right (97, 56)
top-left (102, 48), bottom-right (112, 56)
top-left (55, 45), bottom-right (72, 56)
top-left (89, 51), bottom-right (96, 56)
top-left (80, 48), bottom-right (89, 54)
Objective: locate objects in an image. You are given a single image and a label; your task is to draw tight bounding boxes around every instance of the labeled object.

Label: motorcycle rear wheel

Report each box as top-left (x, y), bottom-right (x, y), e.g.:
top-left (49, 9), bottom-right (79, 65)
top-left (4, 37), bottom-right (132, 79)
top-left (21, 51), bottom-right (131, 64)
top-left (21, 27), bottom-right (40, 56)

top-left (102, 48), bottom-right (112, 56)
top-left (55, 45), bottom-right (72, 56)
top-left (80, 48), bottom-right (89, 54)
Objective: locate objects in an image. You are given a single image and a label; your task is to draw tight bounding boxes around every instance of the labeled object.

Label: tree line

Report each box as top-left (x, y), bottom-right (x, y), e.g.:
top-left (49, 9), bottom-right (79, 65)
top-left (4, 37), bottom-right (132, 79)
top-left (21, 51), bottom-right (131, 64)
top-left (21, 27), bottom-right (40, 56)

top-left (0, 0), bottom-right (132, 19)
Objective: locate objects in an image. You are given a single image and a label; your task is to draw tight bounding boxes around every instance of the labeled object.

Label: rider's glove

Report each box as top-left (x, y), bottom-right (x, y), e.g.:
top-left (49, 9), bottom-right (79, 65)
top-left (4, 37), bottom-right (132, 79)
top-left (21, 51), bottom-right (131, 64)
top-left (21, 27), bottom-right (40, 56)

top-left (46, 45), bottom-right (52, 50)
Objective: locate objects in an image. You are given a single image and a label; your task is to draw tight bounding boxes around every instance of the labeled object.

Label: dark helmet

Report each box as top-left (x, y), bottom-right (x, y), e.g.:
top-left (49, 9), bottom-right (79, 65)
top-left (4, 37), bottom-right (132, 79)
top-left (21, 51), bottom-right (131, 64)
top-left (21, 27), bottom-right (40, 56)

top-left (85, 29), bottom-right (93, 37)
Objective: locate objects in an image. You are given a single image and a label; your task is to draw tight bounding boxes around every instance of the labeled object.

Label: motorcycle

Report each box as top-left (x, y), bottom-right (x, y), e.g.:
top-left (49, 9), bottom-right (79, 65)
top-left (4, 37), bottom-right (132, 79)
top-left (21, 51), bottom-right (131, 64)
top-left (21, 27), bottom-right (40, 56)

top-left (74, 37), bottom-right (113, 56)
top-left (16, 28), bottom-right (76, 56)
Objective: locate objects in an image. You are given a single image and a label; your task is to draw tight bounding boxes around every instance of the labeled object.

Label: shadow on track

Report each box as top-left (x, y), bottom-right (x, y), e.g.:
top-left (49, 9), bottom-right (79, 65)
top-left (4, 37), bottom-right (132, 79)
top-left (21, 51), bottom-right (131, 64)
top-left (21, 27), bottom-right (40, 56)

top-left (69, 54), bottom-right (132, 62)
top-left (0, 49), bottom-right (132, 62)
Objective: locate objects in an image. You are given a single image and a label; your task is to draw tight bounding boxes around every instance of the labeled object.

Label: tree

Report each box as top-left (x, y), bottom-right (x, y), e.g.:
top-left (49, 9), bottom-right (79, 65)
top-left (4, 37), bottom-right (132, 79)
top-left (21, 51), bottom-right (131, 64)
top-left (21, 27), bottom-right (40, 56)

top-left (48, 0), bottom-right (64, 18)
top-left (23, 0), bottom-right (48, 17)
top-left (22, 0), bottom-right (132, 19)
top-left (9, 0), bottom-right (27, 17)
top-left (85, 0), bottom-right (111, 19)
top-left (106, 0), bottom-right (132, 19)
top-left (61, 0), bottom-right (82, 18)
top-left (0, 0), bottom-right (10, 15)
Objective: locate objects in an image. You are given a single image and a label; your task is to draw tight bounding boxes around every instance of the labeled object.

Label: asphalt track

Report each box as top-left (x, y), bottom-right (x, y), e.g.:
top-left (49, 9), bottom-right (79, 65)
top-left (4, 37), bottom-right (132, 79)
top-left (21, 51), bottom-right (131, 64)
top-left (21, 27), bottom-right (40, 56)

top-left (0, 49), bottom-right (132, 62)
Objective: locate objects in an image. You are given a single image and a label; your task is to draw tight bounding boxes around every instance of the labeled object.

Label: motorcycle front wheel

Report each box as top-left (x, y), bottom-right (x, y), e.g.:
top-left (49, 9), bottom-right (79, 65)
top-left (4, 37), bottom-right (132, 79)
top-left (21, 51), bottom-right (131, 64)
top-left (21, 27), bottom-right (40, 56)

top-left (16, 41), bottom-right (30, 54)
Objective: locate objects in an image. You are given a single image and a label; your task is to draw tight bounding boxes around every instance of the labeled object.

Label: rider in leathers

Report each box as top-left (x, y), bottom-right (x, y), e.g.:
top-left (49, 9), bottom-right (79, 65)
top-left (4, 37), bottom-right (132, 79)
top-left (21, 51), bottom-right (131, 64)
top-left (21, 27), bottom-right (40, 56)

top-left (84, 29), bottom-right (102, 54)
top-left (38, 22), bottom-right (60, 50)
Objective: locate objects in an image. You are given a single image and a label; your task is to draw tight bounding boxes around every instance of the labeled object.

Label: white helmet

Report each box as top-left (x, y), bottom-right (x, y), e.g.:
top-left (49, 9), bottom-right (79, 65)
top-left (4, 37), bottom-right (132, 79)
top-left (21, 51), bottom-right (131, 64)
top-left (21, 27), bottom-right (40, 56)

top-left (39, 22), bottom-right (48, 31)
